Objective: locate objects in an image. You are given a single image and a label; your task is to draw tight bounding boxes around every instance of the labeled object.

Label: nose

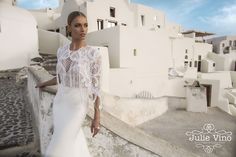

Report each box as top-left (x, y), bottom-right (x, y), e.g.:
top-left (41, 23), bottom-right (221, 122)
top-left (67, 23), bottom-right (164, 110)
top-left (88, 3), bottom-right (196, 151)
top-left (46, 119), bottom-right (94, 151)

top-left (81, 26), bottom-right (86, 32)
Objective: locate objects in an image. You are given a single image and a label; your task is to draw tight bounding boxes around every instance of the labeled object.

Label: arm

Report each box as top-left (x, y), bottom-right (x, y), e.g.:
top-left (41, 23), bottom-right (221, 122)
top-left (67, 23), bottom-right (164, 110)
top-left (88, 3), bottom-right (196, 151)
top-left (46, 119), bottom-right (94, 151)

top-left (35, 77), bottom-right (57, 88)
top-left (90, 49), bottom-right (102, 137)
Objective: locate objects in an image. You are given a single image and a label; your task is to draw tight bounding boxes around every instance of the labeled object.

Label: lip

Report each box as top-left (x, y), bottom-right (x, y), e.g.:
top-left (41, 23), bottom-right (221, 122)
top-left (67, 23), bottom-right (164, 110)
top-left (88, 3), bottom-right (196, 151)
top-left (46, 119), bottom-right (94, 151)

top-left (80, 33), bottom-right (86, 36)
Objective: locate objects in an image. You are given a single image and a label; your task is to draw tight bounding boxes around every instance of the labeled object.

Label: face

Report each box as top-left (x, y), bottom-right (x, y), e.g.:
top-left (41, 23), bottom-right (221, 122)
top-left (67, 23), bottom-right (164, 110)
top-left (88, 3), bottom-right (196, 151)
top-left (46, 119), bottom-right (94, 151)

top-left (68, 16), bottom-right (88, 40)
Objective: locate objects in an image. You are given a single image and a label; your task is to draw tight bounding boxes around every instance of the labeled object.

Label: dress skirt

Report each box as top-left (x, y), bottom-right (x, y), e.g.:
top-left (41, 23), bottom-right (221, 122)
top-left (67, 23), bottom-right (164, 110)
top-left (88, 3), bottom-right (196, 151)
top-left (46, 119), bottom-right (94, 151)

top-left (45, 84), bottom-right (92, 157)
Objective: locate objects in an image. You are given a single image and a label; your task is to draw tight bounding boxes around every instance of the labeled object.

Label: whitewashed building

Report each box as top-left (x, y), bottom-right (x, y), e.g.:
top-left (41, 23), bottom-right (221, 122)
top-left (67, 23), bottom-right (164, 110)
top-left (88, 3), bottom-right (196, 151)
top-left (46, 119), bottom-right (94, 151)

top-left (0, 0), bottom-right (38, 70)
top-left (207, 35), bottom-right (236, 54)
top-left (207, 36), bottom-right (236, 71)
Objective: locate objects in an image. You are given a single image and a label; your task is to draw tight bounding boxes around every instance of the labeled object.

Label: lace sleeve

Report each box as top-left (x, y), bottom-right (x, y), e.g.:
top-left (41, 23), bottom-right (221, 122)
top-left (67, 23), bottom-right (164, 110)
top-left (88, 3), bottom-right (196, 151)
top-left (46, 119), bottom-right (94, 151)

top-left (89, 48), bottom-right (102, 105)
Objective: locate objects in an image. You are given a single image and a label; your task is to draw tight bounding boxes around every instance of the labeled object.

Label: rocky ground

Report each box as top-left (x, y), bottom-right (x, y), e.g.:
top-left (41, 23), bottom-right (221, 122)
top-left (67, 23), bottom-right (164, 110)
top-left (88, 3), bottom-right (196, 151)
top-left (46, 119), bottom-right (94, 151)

top-left (0, 69), bottom-right (40, 157)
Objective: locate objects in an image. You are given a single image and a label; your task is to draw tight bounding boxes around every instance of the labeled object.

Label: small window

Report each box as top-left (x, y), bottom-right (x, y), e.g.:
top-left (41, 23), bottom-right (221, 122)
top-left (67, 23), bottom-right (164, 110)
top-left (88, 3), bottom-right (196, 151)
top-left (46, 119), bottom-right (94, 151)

top-left (222, 43), bottom-right (225, 47)
top-left (157, 25), bottom-right (161, 28)
top-left (189, 61), bottom-right (192, 67)
top-left (213, 63), bottom-right (216, 67)
top-left (185, 49), bottom-right (188, 54)
top-left (121, 23), bottom-right (127, 26)
top-left (184, 61), bottom-right (188, 67)
top-left (194, 61), bottom-right (198, 67)
top-left (198, 55), bottom-right (201, 60)
top-left (229, 40), bottom-right (232, 46)
top-left (110, 7), bottom-right (115, 17)
top-left (97, 19), bottom-right (104, 30)
top-left (133, 49), bottom-right (137, 56)
top-left (234, 40), bottom-right (236, 46)
top-left (185, 55), bottom-right (188, 59)
top-left (141, 15), bottom-right (145, 26)
top-left (107, 20), bottom-right (117, 28)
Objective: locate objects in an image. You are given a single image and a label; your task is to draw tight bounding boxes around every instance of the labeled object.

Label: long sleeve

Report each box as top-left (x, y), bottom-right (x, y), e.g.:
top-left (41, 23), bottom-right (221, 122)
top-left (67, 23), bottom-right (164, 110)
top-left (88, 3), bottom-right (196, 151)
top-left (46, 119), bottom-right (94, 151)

top-left (89, 48), bottom-right (102, 105)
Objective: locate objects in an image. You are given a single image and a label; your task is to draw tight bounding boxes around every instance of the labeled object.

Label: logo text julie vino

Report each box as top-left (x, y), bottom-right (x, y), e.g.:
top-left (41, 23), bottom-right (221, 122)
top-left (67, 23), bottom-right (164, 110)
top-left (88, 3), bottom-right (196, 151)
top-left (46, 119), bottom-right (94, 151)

top-left (188, 134), bottom-right (232, 142)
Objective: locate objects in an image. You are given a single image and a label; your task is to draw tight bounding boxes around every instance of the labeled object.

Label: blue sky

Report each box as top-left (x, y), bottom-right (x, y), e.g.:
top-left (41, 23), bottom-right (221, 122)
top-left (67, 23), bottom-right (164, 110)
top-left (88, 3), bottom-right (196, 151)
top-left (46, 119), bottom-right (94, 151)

top-left (17, 0), bottom-right (236, 36)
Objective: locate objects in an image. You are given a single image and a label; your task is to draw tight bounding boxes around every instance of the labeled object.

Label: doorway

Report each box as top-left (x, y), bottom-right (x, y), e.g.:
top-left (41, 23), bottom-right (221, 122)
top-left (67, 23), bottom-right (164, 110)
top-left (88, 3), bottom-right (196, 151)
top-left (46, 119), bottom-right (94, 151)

top-left (201, 84), bottom-right (212, 107)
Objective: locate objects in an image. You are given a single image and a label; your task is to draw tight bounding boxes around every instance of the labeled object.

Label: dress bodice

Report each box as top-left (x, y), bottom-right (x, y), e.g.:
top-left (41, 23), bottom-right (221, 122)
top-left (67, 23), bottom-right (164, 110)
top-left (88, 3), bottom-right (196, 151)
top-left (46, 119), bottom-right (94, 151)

top-left (56, 43), bottom-right (102, 104)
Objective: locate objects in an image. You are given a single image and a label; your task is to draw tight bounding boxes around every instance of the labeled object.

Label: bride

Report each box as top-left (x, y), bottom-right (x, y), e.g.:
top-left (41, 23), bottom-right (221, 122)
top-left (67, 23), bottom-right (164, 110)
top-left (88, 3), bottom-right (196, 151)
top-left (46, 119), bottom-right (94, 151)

top-left (35, 11), bottom-right (102, 157)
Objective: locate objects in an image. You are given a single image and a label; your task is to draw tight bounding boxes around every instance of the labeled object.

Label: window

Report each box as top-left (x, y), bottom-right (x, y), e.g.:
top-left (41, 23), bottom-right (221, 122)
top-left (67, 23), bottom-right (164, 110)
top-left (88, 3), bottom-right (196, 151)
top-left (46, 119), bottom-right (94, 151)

top-left (213, 63), bottom-right (216, 67)
top-left (121, 23), bottom-right (127, 26)
top-left (185, 55), bottom-right (188, 59)
top-left (107, 20), bottom-right (117, 28)
top-left (198, 55), bottom-right (201, 60)
top-left (185, 49), bottom-right (188, 54)
top-left (110, 7), bottom-right (115, 17)
top-left (97, 19), bottom-right (104, 30)
top-left (189, 61), bottom-right (192, 67)
top-left (141, 15), bottom-right (145, 26)
top-left (222, 43), bottom-right (225, 47)
top-left (157, 25), bottom-right (161, 28)
top-left (234, 40), bottom-right (236, 46)
top-left (229, 40), bottom-right (232, 46)
top-left (133, 49), bottom-right (137, 56)
top-left (194, 61), bottom-right (198, 67)
top-left (184, 61), bottom-right (188, 67)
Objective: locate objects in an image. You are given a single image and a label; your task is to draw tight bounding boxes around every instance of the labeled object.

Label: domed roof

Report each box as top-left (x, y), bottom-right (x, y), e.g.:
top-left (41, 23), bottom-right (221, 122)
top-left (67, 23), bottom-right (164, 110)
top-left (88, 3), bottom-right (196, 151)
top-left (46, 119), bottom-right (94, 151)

top-left (0, 2), bottom-right (37, 25)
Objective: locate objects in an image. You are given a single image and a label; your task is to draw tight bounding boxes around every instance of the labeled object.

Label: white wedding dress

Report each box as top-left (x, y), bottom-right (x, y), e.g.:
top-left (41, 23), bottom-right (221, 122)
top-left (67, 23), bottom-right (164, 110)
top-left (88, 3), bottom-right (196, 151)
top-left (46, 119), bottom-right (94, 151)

top-left (44, 43), bottom-right (102, 157)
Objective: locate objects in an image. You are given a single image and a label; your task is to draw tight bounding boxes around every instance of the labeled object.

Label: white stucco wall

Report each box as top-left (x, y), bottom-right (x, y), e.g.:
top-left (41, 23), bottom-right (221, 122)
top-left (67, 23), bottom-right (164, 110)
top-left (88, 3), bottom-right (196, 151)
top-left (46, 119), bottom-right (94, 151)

top-left (207, 36), bottom-right (236, 54)
top-left (38, 29), bottom-right (60, 54)
top-left (86, 26), bottom-right (120, 68)
top-left (0, 2), bottom-right (38, 70)
top-left (207, 52), bottom-right (232, 71)
top-left (119, 26), bottom-right (171, 74)
top-left (172, 37), bottom-right (194, 69)
top-left (86, 0), bottom-right (135, 32)
top-left (134, 3), bottom-right (165, 29)
top-left (199, 71), bottom-right (232, 89)
top-left (30, 10), bottom-right (60, 30)
top-left (109, 68), bottom-right (167, 97)
top-left (231, 71), bottom-right (236, 88)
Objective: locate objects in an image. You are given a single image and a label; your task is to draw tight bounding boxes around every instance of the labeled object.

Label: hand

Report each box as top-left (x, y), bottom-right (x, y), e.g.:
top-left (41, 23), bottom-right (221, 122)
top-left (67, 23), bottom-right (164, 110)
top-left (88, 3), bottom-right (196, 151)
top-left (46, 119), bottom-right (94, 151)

top-left (35, 82), bottom-right (45, 88)
top-left (91, 118), bottom-right (100, 138)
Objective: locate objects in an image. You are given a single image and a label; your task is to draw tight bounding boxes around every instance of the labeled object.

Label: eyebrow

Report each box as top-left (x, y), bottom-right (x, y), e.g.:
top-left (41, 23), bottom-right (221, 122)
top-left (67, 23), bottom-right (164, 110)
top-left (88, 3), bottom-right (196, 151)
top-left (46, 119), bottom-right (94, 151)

top-left (74, 22), bottom-right (88, 24)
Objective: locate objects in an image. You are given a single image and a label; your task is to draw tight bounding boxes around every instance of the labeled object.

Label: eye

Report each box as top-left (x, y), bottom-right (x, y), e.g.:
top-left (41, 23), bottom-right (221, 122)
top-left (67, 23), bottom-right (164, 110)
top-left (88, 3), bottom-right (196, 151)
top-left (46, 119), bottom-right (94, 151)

top-left (74, 24), bottom-right (82, 27)
top-left (84, 23), bottom-right (88, 28)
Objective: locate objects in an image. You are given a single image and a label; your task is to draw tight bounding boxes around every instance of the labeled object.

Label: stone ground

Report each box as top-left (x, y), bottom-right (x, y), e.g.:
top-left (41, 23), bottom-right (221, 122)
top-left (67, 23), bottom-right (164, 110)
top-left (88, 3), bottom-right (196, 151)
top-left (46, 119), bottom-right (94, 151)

top-left (0, 70), bottom-right (40, 157)
top-left (137, 98), bottom-right (236, 157)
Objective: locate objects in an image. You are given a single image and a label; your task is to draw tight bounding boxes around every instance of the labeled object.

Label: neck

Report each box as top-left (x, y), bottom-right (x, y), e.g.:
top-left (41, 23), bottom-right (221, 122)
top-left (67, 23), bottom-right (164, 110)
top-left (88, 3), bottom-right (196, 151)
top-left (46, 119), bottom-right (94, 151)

top-left (70, 39), bottom-right (86, 50)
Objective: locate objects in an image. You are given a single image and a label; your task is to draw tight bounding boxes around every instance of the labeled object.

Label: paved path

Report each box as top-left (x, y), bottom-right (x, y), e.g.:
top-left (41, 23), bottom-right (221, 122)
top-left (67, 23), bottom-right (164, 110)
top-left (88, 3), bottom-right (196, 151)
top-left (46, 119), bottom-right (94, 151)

top-left (0, 70), bottom-right (40, 157)
top-left (137, 98), bottom-right (236, 157)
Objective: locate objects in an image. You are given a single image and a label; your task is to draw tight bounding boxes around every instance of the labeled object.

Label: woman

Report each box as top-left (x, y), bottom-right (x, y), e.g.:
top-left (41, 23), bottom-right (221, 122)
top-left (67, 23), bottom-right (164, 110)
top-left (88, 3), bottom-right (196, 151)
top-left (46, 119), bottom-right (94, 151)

top-left (35, 11), bottom-right (101, 157)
